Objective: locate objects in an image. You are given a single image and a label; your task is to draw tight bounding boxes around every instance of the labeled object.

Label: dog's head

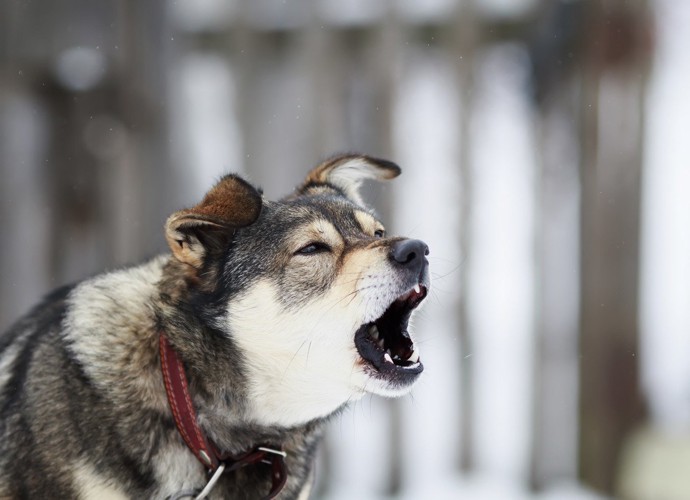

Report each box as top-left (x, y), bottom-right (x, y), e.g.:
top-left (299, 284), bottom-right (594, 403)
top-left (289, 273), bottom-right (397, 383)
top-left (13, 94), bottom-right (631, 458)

top-left (164, 155), bottom-right (430, 427)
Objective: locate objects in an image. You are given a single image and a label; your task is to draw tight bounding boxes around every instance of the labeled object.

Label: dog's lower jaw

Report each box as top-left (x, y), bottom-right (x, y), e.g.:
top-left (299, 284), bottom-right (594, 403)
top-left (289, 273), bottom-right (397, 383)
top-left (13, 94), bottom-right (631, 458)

top-left (358, 376), bottom-right (422, 398)
top-left (354, 357), bottom-right (423, 398)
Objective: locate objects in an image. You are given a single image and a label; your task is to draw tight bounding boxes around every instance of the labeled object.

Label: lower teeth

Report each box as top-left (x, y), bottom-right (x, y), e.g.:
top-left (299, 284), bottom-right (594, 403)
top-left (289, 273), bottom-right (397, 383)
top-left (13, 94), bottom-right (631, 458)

top-left (364, 324), bottom-right (421, 366)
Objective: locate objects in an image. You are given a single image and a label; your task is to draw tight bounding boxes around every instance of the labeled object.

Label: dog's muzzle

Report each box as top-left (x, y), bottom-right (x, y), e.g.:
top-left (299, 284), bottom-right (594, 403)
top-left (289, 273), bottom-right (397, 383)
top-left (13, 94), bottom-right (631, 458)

top-left (355, 239), bottom-right (430, 384)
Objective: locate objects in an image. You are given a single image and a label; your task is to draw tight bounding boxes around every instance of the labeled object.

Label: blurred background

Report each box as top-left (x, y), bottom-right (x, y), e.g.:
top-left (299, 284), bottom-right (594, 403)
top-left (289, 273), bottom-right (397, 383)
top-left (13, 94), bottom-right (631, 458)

top-left (1, 0), bottom-right (689, 498)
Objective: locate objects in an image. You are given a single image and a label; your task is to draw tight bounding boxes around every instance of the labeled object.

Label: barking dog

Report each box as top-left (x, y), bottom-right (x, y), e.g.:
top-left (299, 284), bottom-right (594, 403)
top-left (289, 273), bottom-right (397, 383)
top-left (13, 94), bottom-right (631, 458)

top-left (0, 154), bottom-right (430, 499)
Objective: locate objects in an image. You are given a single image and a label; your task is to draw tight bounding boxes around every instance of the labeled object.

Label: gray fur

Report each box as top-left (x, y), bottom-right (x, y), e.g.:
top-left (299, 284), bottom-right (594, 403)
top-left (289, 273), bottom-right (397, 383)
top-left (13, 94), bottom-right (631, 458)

top-left (0, 155), bottom-right (429, 499)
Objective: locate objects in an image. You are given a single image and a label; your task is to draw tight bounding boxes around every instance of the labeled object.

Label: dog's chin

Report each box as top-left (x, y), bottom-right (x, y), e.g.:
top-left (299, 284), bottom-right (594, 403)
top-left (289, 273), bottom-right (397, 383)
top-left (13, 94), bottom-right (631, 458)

top-left (354, 284), bottom-right (427, 395)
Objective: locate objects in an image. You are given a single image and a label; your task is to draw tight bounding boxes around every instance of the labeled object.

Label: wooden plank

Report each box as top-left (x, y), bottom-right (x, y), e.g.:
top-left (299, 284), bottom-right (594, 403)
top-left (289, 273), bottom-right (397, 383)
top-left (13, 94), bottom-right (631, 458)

top-left (577, 0), bottom-right (651, 494)
top-left (446, 0), bottom-right (480, 475)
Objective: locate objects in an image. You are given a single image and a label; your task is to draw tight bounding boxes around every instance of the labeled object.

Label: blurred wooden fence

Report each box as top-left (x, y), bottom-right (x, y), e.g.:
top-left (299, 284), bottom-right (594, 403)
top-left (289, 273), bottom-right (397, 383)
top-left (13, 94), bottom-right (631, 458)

top-left (0, 0), bottom-right (654, 497)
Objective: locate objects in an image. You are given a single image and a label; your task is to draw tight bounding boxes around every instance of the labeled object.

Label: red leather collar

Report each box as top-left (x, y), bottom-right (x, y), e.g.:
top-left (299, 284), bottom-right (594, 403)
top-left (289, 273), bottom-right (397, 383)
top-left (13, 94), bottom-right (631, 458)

top-left (159, 332), bottom-right (288, 499)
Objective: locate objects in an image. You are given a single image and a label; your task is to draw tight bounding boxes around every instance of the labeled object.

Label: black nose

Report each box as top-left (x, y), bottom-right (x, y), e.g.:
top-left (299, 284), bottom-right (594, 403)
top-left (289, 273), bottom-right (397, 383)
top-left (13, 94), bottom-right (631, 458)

top-left (390, 239), bottom-right (429, 268)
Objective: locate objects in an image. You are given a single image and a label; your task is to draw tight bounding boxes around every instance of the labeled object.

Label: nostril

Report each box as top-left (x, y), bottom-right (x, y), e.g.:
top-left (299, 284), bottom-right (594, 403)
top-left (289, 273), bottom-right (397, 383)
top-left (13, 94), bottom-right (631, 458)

top-left (391, 239), bottom-right (429, 267)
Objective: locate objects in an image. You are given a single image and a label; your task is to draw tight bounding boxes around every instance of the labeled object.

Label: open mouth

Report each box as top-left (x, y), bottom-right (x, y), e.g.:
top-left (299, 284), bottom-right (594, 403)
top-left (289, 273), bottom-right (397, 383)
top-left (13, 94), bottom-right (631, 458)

top-left (354, 284), bottom-right (428, 380)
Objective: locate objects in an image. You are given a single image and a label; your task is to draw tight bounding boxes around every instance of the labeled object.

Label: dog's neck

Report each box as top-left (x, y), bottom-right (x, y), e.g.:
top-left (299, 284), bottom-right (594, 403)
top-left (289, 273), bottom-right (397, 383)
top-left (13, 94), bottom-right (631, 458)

top-left (157, 319), bottom-right (327, 454)
top-left (155, 265), bottom-right (327, 456)
top-left (154, 257), bottom-right (337, 467)
top-left (157, 330), bottom-right (328, 474)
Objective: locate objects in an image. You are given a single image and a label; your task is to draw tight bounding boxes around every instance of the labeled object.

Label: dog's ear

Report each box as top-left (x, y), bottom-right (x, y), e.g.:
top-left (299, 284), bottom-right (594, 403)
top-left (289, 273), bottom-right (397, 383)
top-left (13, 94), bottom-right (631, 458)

top-left (297, 154), bottom-right (401, 205)
top-left (165, 174), bottom-right (262, 269)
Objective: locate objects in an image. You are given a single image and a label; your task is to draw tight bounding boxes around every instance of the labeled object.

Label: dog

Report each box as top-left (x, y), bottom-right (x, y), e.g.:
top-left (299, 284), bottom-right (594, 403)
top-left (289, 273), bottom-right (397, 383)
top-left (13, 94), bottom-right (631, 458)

top-left (0, 154), bottom-right (430, 499)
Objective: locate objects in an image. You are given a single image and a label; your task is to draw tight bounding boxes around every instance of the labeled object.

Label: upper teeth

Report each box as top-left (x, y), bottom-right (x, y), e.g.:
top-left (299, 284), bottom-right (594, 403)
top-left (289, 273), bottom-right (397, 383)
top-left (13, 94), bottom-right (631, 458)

top-left (368, 324), bottom-right (380, 340)
top-left (409, 350), bottom-right (420, 364)
top-left (414, 284), bottom-right (421, 294)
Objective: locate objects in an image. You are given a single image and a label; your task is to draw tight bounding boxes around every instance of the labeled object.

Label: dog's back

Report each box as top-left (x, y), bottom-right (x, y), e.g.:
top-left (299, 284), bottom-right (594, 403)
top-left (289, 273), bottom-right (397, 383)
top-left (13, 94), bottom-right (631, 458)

top-left (1, 284), bottom-right (76, 497)
top-left (0, 261), bottom-right (169, 499)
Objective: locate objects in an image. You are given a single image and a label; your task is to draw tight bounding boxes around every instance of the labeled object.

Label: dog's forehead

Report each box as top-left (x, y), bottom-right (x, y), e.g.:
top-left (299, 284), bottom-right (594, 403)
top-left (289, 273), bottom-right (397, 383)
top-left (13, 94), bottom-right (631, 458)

top-left (260, 195), bottom-right (382, 239)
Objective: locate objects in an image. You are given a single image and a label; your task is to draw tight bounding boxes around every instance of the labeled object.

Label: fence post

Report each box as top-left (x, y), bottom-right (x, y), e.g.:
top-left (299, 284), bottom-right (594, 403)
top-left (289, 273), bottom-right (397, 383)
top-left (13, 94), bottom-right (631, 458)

top-left (448, 0), bottom-right (479, 475)
top-left (577, 0), bottom-right (651, 494)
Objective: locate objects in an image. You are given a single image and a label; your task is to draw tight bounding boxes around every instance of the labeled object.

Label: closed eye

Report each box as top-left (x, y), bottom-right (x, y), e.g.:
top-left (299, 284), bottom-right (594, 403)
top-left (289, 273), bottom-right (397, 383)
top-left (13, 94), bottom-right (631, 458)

top-left (296, 242), bottom-right (331, 255)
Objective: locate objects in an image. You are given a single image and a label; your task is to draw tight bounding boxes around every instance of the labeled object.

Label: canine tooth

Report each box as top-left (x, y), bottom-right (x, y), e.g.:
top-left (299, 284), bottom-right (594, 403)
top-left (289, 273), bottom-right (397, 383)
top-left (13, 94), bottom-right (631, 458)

top-left (384, 353), bottom-right (394, 364)
top-left (368, 325), bottom-right (380, 340)
top-left (414, 284), bottom-right (421, 294)
top-left (409, 350), bottom-right (420, 364)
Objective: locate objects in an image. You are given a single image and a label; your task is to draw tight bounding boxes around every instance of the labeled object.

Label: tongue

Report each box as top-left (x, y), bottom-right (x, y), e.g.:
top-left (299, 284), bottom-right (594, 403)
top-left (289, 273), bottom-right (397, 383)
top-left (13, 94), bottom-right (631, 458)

top-left (390, 330), bottom-right (414, 362)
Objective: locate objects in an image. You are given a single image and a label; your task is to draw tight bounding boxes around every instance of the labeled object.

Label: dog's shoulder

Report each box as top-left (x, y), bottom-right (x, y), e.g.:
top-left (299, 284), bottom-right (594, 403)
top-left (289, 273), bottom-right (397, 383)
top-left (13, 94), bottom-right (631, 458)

top-left (63, 255), bottom-right (167, 390)
top-left (0, 256), bottom-right (171, 498)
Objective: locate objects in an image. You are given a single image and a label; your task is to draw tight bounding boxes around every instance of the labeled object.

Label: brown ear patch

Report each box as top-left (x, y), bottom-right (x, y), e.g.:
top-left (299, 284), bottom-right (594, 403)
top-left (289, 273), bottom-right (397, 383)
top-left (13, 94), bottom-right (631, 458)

top-left (176, 174), bottom-right (262, 228)
top-left (165, 174), bottom-right (262, 269)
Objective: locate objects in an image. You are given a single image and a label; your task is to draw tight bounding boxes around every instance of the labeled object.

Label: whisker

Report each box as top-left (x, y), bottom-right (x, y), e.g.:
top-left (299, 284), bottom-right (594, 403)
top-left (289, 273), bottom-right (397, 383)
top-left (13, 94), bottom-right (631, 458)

top-left (306, 283), bottom-right (381, 330)
top-left (430, 264), bottom-right (462, 281)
